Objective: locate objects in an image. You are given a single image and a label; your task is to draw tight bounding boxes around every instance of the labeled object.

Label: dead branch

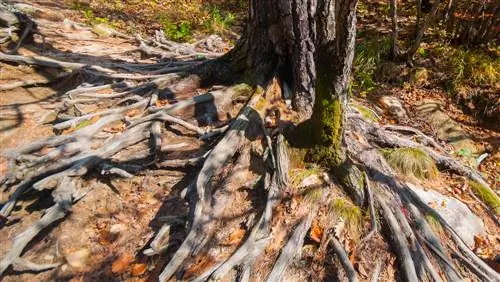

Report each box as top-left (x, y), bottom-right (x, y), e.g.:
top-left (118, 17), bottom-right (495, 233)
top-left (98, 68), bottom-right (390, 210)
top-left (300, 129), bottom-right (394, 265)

top-left (0, 177), bottom-right (76, 275)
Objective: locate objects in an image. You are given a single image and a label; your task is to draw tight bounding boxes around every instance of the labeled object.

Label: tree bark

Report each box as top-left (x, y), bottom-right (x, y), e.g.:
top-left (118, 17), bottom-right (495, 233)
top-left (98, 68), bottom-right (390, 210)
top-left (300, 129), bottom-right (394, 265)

top-left (196, 0), bottom-right (317, 117)
top-left (308, 0), bottom-right (358, 168)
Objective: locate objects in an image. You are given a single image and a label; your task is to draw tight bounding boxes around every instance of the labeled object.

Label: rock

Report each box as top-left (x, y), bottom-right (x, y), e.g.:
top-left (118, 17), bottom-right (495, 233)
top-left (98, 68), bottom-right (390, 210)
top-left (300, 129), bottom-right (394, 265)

top-left (415, 100), bottom-right (477, 156)
top-left (13, 3), bottom-right (38, 15)
top-left (376, 95), bottom-right (408, 122)
top-left (408, 183), bottom-right (486, 246)
top-left (92, 24), bottom-right (116, 37)
top-left (301, 174), bottom-right (320, 188)
top-left (65, 248), bottom-right (91, 269)
top-left (376, 61), bottom-right (406, 83)
top-left (411, 67), bottom-right (429, 86)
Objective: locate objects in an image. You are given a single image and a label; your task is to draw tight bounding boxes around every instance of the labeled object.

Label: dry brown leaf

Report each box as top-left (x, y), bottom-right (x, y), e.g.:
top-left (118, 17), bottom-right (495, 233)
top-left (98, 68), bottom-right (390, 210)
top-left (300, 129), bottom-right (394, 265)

top-left (356, 262), bottom-right (369, 278)
top-left (111, 253), bottom-right (134, 274)
top-left (309, 219), bottom-right (323, 243)
top-left (155, 99), bottom-right (170, 107)
top-left (183, 255), bottom-right (215, 279)
top-left (131, 263), bottom-right (148, 276)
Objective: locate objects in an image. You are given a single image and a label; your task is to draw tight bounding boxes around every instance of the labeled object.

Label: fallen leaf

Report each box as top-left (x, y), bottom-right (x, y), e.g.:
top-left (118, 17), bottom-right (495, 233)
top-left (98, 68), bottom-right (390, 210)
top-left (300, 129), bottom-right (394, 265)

top-left (155, 99), bottom-right (170, 107)
top-left (111, 253), bottom-right (134, 274)
top-left (183, 255), bottom-right (215, 279)
top-left (131, 263), bottom-right (147, 276)
top-left (356, 262), bottom-right (369, 278)
top-left (309, 219), bottom-right (323, 243)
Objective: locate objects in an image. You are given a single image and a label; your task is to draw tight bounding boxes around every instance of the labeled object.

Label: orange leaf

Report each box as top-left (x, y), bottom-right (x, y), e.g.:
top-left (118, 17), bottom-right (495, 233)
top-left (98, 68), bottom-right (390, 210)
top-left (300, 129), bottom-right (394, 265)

top-left (310, 220), bottom-right (323, 243)
top-left (155, 99), bottom-right (170, 107)
top-left (111, 253), bottom-right (134, 274)
top-left (183, 255), bottom-right (215, 279)
top-left (131, 263), bottom-right (147, 276)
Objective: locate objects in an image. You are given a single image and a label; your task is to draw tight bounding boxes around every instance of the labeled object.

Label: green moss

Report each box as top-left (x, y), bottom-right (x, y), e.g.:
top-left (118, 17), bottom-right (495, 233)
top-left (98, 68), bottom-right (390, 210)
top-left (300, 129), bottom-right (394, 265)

top-left (230, 83), bottom-right (253, 99)
top-left (75, 119), bottom-right (93, 130)
top-left (381, 148), bottom-right (438, 179)
top-left (307, 76), bottom-right (345, 168)
top-left (351, 103), bottom-right (380, 122)
top-left (469, 181), bottom-right (500, 215)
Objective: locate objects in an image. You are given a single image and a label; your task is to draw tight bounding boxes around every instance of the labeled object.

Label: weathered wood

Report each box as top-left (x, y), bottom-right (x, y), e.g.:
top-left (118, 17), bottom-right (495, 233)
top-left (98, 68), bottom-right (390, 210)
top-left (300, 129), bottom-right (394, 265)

top-left (374, 194), bottom-right (418, 282)
top-left (330, 235), bottom-right (359, 282)
top-left (158, 88), bottom-right (264, 282)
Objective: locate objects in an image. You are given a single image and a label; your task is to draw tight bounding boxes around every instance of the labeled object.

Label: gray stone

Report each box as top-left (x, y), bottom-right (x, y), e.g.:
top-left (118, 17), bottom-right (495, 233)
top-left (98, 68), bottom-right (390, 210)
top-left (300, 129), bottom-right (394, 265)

top-left (415, 99), bottom-right (478, 157)
top-left (408, 183), bottom-right (485, 246)
top-left (376, 95), bottom-right (408, 122)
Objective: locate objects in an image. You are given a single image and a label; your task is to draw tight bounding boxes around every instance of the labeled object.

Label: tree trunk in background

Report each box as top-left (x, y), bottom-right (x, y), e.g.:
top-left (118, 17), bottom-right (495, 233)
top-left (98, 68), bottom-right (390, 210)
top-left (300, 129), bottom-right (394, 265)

top-left (197, 0), bottom-right (317, 117)
top-left (448, 0), bottom-right (499, 46)
top-left (308, 0), bottom-right (358, 168)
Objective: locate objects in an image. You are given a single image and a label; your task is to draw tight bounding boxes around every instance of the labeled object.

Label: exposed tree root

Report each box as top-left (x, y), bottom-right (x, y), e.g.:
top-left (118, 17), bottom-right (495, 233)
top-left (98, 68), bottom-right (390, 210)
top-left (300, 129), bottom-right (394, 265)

top-left (346, 112), bottom-right (500, 281)
top-left (329, 235), bottom-right (359, 282)
top-left (1, 7), bottom-right (498, 281)
top-left (157, 88), bottom-right (265, 282)
top-left (195, 134), bottom-right (289, 281)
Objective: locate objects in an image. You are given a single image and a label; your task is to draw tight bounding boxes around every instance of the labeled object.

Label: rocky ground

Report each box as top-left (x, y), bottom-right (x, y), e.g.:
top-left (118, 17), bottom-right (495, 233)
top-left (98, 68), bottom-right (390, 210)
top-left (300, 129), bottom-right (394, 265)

top-left (0, 1), bottom-right (498, 281)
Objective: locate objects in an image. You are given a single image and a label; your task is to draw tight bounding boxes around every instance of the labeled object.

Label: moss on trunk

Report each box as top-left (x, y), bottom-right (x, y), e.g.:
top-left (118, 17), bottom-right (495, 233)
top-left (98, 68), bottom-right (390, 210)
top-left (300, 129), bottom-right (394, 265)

top-left (308, 81), bottom-right (345, 168)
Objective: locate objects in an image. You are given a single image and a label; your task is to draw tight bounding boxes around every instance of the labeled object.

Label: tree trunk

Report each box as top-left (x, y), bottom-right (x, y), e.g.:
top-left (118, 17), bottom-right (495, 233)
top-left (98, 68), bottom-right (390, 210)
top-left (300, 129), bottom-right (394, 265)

top-left (196, 0), bottom-right (317, 117)
top-left (308, 0), bottom-right (358, 168)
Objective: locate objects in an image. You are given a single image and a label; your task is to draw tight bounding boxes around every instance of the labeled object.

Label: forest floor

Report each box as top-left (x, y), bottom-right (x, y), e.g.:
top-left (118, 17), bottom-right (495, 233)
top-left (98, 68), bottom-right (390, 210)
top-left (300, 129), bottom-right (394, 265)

top-left (0, 0), bottom-right (498, 281)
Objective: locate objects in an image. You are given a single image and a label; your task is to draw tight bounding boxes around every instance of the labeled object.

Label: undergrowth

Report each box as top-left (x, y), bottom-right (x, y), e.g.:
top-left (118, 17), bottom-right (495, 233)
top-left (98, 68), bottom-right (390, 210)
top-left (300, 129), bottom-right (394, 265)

top-left (433, 44), bottom-right (500, 91)
top-left (381, 148), bottom-right (438, 180)
top-left (351, 38), bottom-right (391, 96)
top-left (68, 0), bottom-right (245, 41)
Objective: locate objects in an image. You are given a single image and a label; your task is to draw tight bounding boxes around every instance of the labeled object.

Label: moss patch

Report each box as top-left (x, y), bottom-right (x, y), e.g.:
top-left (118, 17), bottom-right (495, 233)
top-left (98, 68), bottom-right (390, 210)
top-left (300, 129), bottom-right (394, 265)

top-left (351, 103), bottom-right (380, 122)
top-left (381, 148), bottom-right (438, 179)
top-left (469, 181), bottom-right (500, 215)
top-left (307, 91), bottom-right (345, 168)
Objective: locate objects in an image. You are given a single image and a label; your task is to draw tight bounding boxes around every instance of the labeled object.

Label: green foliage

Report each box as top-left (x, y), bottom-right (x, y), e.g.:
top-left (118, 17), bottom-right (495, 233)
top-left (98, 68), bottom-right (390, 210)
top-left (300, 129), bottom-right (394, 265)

top-left (204, 5), bottom-right (236, 34)
top-left (159, 18), bottom-right (193, 42)
top-left (381, 148), bottom-right (439, 179)
top-left (352, 38), bottom-right (391, 95)
top-left (434, 44), bottom-right (500, 90)
top-left (468, 181), bottom-right (500, 215)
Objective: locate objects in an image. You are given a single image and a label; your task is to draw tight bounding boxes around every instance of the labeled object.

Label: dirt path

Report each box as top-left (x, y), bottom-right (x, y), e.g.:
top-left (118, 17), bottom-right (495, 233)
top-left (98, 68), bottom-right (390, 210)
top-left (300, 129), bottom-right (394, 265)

top-left (0, 2), bottom-right (209, 281)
